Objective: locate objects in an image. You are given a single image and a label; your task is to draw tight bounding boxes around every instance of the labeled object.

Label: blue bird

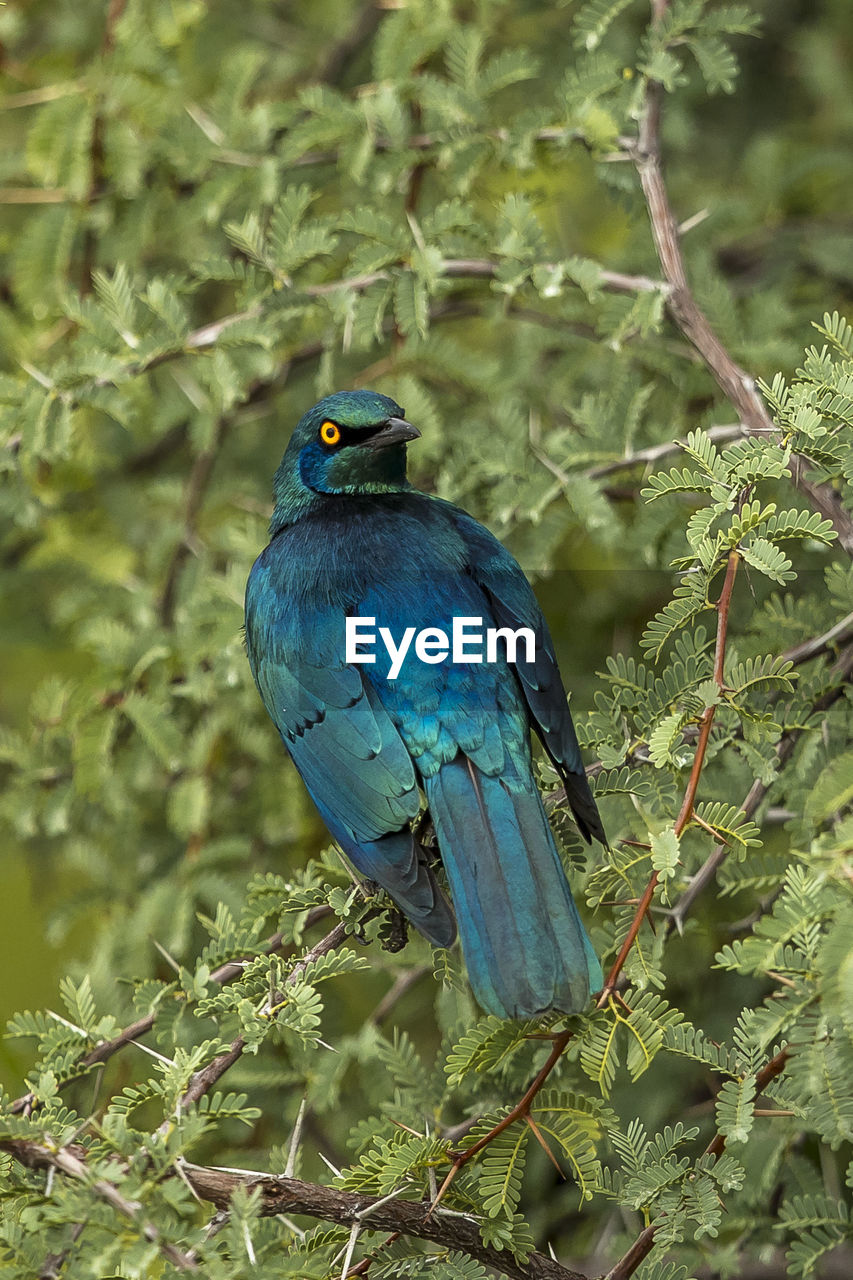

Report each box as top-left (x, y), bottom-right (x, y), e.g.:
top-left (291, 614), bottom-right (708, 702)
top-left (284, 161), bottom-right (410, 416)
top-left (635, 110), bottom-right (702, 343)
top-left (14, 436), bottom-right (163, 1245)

top-left (244, 390), bottom-right (605, 1019)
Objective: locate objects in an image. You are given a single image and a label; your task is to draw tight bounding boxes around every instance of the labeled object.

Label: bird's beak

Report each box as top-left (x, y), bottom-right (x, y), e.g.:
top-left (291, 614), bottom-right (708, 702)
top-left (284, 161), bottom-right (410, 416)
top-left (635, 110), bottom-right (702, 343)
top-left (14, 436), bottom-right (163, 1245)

top-left (364, 417), bottom-right (421, 450)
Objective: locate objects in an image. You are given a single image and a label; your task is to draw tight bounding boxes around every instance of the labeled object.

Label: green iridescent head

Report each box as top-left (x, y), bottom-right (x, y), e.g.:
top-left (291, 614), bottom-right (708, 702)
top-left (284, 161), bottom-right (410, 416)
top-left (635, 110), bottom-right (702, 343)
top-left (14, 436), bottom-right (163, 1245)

top-left (272, 390), bottom-right (420, 523)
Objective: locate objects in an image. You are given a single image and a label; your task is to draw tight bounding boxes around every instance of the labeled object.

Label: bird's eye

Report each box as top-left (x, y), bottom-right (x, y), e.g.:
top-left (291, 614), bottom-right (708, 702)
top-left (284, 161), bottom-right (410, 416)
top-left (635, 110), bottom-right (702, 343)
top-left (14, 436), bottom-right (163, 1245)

top-left (319, 421), bottom-right (341, 446)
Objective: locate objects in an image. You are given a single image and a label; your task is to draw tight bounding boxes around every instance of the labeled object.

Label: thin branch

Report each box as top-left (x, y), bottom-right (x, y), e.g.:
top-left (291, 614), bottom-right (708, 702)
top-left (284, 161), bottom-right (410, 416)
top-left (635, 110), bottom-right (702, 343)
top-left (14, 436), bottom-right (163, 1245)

top-left (170, 918), bottom-right (355, 1117)
top-left (780, 608), bottom-right (853, 667)
top-left (607, 1045), bottom-right (792, 1280)
top-left (603, 652), bottom-right (853, 1280)
top-left (317, 3), bottom-right (383, 85)
top-left (370, 967), bottom-right (430, 1026)
top-left (586, 422), bottom-right (750, 478)
top-left (548, 604), bottom-right (853, 809)
top-left (158, 416), bottom-right (227, 628)
top-left (8, 905), bottom-right (333, 1116)
top-left (667, 640), bottom-right (853, 934)
top-left (286, 123), bottom-right (616, 171)
top-left (0, 188), bottom-right (70, 203)
top-left (598, 550), bottom-right (740, 1004)
top-left (627, 7), bottom-right (853, 554)
top-left (79, 0), bottom-right (127, 293)
top-left (38, 1220), bottom-right (86, 1279)
top-left (4, 1140), bottom-right (198, 1272)
top-left (430, 1028), bottom-right (574, 1211)
top-left (82, 257), bottom-right (662, 394)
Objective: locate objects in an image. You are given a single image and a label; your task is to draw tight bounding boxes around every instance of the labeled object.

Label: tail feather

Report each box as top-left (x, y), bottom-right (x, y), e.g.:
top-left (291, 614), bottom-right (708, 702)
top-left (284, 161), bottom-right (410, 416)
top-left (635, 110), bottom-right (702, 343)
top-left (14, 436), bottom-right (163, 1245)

top-left (426, 757), bottom-right (601, 1019)
top-left (311, 796), bottom-right (457, 948)
top-left (555, 765), bottom-right (609, 848)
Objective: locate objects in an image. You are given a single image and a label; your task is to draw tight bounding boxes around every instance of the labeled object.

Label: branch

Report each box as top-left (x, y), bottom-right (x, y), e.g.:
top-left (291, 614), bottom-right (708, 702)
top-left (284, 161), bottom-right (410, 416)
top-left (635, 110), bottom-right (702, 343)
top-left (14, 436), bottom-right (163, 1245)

top-left (598, 550), bottom-right (740, 1003)
top-left (3, 1137), bottom-right (587, 1280)
top-left (667, 640), bottom-right (853, 934)
top-left (777, 608), bottom-right (853, 667)
top-left (586, 422), bottom-right (752, 478)
top-left (285, 123), bottom-right (621, 171)
top-left (170, 918), bottom-right (354, 1117)
top-left (79, 0), bottom-right (127, 294)
top-left (627, 11), bottom-right (853, 554)
top-left (429, 1026), bottom-right (575, 1214)
top-left (316, 2), bottom-right (383, 86)
top-left (82, 257), bottom-right (662, 393)
top-left (4, 1139), bottom-right (198, 1272)
top-left (606, 1045), bottom-right (792, 1280)
top-left (605, 646), bottom-right (853, 1280)
top-left (173, 1160), bottom-right (591, 1280)
top-left (704, 1046), bottom-right (790, 1160)
top-left (8, 905), bottom-right (333, 1116)
top-left (158, 416), bottom-right (227, 628)
top-left (180, 1163), bottom-right (587, 1279)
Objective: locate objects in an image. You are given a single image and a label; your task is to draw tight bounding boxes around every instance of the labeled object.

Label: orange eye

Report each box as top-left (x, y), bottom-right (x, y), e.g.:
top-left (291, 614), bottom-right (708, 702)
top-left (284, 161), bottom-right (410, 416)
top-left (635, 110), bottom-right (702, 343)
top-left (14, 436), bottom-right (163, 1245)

top-left (319, 420), bottom-right (341, 446)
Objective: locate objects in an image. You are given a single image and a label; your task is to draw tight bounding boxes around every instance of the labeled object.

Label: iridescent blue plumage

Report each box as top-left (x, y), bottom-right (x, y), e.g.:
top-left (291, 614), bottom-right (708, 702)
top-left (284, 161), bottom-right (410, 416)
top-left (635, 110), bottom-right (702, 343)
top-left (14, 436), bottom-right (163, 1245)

top-left (244, 390), bottom-right (605, 1018)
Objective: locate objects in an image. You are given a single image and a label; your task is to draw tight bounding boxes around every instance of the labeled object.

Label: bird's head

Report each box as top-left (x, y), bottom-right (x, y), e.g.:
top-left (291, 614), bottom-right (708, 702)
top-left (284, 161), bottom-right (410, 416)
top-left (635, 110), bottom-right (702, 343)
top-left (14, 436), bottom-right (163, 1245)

top-left (272, 390), bottom-right (420, 522)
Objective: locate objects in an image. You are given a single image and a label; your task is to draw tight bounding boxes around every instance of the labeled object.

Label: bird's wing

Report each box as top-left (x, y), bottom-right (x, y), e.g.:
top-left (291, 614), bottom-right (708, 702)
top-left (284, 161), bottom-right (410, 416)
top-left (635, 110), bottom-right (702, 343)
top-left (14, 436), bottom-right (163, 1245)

top-left (447, 503), bottom-right (606, 844)
top-left (245, 567), bottom-right (456, 944)
top-left (250, 624), bottom-right (420, 843)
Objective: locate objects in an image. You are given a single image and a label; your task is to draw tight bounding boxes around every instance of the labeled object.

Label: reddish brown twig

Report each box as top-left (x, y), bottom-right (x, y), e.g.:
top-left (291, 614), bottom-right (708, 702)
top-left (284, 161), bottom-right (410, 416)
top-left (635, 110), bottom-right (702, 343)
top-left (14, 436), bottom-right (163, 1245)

top-left (344, 1231), bottom-right (401, 1278)
top-left (598, 550), bottom-right (740, 1005)
top-left (667, 640), bottom-right (853, 935)
top-left (705, 1046), bottom-right (790, 1160)
top-left (430, 1027), bottom-right (574, 1211)
top-left (606, 1045), bottom-right (792, 1279)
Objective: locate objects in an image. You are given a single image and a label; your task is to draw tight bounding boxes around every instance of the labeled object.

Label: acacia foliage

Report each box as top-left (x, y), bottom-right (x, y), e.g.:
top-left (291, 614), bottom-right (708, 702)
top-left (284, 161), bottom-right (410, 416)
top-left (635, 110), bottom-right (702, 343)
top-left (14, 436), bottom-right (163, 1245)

top-left (1, 1), bottom-right (853, 1277)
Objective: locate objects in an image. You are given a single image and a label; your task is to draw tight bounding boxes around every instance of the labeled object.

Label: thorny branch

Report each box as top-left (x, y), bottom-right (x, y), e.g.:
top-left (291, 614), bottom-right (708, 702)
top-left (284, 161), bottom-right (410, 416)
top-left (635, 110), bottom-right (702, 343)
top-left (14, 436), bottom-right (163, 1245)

top-left (8, 905), bottom-right (333, 1117)
top-left (625, 4), bottom-right (853, 553)
top-left (593, 1), bottom-right (852, 1270)
top-left (3, 1137), bottom-right (586, 1280)
top-left (597, 549), bottom-right (740, 1005)
top-left (169, 916), bottom-right (356, 1118)
top-left (594, 0), bottom-right (851, 1001)
top-left (2, 1139), bottom-right (197, 1272)
top-left (667, 640), bottom-right (853, 935)
top-left (605, 1046), bottom-right (793, 1280)
top-left (430, 1026), bottom-right (575, 1211)
top-left (0, 1036), bottom-right (800, 1280)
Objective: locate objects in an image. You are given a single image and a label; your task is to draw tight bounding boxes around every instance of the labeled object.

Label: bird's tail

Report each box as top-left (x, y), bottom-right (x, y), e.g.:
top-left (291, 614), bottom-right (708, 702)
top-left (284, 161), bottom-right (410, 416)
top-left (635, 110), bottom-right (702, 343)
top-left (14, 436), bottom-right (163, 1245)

top-left (425, 756), bottom-right (601, 1019)
top-left (313, 795), bottom-right (457, 949)
top-left (559, 766), bottom-right (609, 848)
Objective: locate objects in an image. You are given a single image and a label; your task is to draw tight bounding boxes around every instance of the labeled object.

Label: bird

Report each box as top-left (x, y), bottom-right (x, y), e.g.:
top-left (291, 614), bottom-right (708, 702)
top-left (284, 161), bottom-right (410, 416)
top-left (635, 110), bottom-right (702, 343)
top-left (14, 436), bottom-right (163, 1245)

top-left (244, 389), bottom-right (606, 1019)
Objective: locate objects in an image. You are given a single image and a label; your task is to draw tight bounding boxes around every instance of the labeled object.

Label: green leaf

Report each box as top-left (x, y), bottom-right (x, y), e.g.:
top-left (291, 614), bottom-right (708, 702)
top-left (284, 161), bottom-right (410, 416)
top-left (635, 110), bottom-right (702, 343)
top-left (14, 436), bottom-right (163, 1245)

top-left (573, 0), bottom-right (635, 51)
top-left (806, 749), bottom-right (853, 823)
top-left (739, 536), bottom-right (795, 583)
top-left (715, 1074), bottom-right (757, 1143)
top-left (393, 272), bottom-right (429, 338)
top-left (480, 1127), bottom-right (528, 1218)
top-left (122, 693), bottom-right (182, 771)
top-left (650, 825), bottom-right (680, 877)
top-left (648, 711), bottom-right (687, 766)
